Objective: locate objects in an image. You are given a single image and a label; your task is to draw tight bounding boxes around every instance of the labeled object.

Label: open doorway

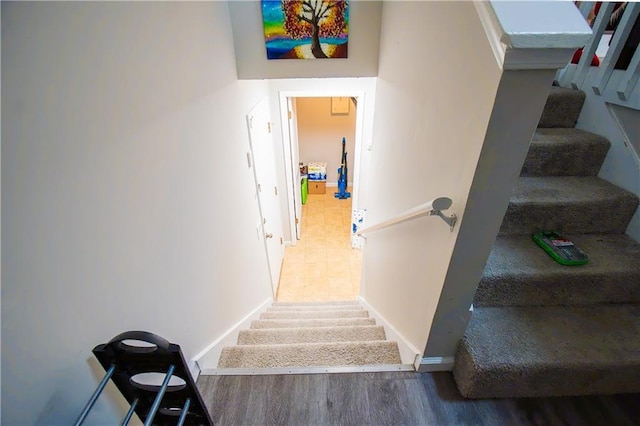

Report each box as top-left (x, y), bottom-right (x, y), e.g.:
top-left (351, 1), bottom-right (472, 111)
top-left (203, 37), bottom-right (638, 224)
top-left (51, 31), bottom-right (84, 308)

top-left (277, 93), bottom-right (365, 301)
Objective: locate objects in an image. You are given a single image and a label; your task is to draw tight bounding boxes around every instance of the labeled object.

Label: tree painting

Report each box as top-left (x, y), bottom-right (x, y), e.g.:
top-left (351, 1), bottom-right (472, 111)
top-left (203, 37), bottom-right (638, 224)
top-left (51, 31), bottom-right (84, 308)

top-left (262, 0), bottom-right (349, 60)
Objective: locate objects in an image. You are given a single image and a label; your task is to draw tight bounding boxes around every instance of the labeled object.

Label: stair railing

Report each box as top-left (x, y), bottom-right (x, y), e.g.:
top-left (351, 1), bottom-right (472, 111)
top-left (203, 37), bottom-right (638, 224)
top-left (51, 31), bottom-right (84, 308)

top-left (356, 197), bottom-right (457, 237)
top-left (557, 1), bottom-right (640, 110)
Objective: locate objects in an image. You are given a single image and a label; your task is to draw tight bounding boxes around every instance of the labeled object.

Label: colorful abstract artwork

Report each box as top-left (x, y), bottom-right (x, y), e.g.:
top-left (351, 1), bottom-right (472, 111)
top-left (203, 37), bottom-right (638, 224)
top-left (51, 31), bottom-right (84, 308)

top-left (261, 0), bottom-right (349, 60)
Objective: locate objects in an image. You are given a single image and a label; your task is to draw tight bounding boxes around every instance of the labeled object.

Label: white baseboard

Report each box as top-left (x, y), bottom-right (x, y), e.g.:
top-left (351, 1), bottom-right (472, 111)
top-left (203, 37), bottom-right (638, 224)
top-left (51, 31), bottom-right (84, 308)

top-left (193, 298), bottom-right (273, 372)
top-left (358, 296), bottom-right (420, 367)
top-left (324, 182), bottom-right (353, 188)
top-left (416, 356), bottom-right (455, 373)
top-left (187, 360), bottom-right (201, 382)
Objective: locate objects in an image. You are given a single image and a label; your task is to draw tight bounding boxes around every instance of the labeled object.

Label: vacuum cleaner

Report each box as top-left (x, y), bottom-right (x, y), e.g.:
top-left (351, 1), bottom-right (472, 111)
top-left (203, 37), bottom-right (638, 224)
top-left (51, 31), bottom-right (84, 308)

top-left (335, 137), bottom-right (351, 199)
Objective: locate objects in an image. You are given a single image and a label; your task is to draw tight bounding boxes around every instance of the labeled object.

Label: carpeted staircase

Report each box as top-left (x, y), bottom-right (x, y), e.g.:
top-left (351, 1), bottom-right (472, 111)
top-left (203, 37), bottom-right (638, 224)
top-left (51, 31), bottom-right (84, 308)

top-left (217, 300), bottom-right (402, 370)
top-left (453, 86), bottom-right (640, 398)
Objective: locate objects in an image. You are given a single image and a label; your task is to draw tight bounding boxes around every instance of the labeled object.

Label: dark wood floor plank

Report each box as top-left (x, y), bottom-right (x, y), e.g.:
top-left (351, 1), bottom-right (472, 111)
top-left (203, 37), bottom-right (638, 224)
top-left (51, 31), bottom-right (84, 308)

top-left (366, 374), bottom-right (435, 425)
top-left (418, 372), bottom-right (489, 425)
top-left (242, 375), bottom-right (282, 425)
top-left (197, 375), bottom-right (251, 425)
top-left (196, 371), bottom-right (640, 426)
top-left (285, 374), bottom-right (329, 426)
top-left (326, 373), bottom-right (371, 425)
top-left (610, 393), bottom-right (640, 424)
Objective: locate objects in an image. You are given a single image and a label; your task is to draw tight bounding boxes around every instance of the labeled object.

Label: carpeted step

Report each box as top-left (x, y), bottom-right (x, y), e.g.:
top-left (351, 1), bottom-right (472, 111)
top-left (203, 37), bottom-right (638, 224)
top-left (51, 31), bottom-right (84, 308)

top-left (260, 309), bottom-right (368, 320)
top-left (217, 341), bottom-right (402, 368)
top-left (272, 300), bottom-right (359, 307)
top-left (267, 305), bottom-right (364, 312)
top-left (537, 86), bottom-right (586, 128)
top-left (453, 304), bottom-right (640, 398)
top-left (521, 128), bottom-right (610, 177)
top-left (499, 176), bottom-right (639, 235)
top-left (474, 234), bottom-right (640, 307)
top-left (237, 325), bottom-right (386, 345)
top-left (250, 318), bottom-right (376, 329)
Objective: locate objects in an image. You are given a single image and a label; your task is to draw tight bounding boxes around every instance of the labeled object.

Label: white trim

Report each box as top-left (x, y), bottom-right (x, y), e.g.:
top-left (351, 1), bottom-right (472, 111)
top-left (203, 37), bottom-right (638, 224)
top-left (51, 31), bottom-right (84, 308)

top-left (503, 48), bottom-right (578, 71)
top-left (490, 0), bottom-right (592, 49)
top-left (476, 1), bottom-right (592, 71)
top-left (558, 63), bottom-right (579, 88)
top-left (358, 296), bottom-right (420, 366)
top-left (606, 103), bottom-right (640, 171)
top-left (187, 360), bottom-right (200, 383)
top-left (416, 356), bottom-right (455, 373)
top-left (278, 89), bottom-right (366, 248)
top-left (193, 298), bottom-right (273, 371)
top-left (279, 94), bottom-right (298, 245)
top-left (474, 1), bottom-right (507, 69)
top-left (200, 364), bottom-right (415, 376)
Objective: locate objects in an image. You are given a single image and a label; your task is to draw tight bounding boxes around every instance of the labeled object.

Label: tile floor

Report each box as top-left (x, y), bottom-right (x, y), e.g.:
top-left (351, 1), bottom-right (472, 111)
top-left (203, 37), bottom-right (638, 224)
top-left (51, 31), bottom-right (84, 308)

top-left (276, 186), bottom-right (362, 302)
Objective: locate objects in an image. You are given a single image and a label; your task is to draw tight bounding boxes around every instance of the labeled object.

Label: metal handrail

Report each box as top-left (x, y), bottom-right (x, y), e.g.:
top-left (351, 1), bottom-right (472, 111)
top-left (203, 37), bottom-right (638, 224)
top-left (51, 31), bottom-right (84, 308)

top-left (356, 197), bottom-right (457, 237)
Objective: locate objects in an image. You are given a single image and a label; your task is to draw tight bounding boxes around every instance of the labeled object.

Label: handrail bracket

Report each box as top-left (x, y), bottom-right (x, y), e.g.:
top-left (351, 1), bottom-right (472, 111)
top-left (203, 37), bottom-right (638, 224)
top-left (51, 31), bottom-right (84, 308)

top-left (430, 209), bottom-right (457, 232)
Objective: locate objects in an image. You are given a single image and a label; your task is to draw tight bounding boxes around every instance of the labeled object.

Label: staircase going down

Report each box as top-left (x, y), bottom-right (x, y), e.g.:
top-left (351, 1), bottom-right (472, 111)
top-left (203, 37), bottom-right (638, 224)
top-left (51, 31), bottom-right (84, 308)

top-left (217, 301), bottom-right (403, 371)
top-left (453, 86), bottom-right (640, 398)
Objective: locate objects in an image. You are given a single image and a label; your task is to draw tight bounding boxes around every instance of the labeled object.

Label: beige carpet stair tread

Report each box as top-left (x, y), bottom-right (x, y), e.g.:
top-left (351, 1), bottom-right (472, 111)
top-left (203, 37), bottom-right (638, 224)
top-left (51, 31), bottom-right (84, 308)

top-left (220, 302), bottom-right (402, 371)
top-left (260, 310), bottom-right (368, 320)
top-left (267, 305), bottom-right (364, 312)
top-left (237, 325), bottom-right (386, 345)
top-left (272, 300), bottom-right (359, 307)
top-left (251, 318), bottom-right (376, 329)
top-left (218, 341), bottom-right (402, 368)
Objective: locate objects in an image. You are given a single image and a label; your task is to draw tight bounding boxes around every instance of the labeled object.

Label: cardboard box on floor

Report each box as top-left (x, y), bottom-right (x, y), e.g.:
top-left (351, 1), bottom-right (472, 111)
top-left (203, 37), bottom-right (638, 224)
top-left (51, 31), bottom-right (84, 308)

top-left (308, 180), bottom-right (326, 194)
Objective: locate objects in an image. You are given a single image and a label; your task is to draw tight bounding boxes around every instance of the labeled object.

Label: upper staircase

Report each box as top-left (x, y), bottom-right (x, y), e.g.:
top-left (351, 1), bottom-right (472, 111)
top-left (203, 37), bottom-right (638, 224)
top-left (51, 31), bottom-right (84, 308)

top-left (453, 86), bottom-right (640, 398)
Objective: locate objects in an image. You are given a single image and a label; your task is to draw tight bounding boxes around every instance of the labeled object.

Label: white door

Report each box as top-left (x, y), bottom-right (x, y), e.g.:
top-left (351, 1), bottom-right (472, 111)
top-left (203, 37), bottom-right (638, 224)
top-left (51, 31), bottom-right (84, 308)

top-left (287, 98), bottom-right (303, 240)
top-left (247, 98), bottom-right (284, 296)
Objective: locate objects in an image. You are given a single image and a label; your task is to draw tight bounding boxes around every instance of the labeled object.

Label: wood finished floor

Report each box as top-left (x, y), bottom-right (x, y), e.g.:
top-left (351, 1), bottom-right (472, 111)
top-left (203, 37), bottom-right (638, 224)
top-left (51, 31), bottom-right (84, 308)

top-left (197, 371), bottom-right (640, 425)
top-left (277, 186), bottom-right (361, 302)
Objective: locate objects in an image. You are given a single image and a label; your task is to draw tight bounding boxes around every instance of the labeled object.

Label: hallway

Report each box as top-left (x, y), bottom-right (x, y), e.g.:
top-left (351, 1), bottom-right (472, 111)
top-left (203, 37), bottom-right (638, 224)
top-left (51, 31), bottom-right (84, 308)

top-left (276, 187), bottom-right (362, 302)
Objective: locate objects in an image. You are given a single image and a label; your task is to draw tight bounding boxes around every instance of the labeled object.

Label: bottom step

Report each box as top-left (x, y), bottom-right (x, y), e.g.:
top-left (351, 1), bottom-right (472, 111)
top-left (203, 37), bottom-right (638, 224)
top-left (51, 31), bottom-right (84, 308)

top-left (203, 364), bottom-right (415, 376)
top-left (454, 305), bottom-right (640, 398)
top-left (218, 341), bottom-right (402, 369)
top-left (238, 325), bottom-right (386, 345)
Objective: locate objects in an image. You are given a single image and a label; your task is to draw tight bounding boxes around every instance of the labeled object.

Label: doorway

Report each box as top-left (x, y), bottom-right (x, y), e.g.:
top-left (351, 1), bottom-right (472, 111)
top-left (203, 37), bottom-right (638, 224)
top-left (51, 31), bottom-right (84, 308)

top-left (278, 91), bottom-right (366, 245)
top-left (277, 93), bottom-right (366, 302)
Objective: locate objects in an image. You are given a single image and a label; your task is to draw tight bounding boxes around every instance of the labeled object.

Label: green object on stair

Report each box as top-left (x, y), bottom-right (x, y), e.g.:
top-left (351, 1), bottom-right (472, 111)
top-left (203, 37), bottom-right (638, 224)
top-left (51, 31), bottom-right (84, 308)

top-left (301, 176), bottom-right (308, 204)
top-left (533, 231), bottom-right (589, 266)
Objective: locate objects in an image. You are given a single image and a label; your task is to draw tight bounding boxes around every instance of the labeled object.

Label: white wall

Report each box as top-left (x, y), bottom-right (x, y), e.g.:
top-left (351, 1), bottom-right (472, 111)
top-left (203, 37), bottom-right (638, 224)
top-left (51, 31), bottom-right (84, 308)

top-left (229, 1), bottom-right (382, 79)
top-left (0, 4), bottom-right (3, 418)
top-left (296, 97), bottom-right (357, 186)
top-left (359, 1), bottom-right (503, 355)
top-left (576, 69), bottom-right (640, 242)
top-left (1, 2), bottom-right (272, 423)
top-left (267, 78), bottom-right (377, 243)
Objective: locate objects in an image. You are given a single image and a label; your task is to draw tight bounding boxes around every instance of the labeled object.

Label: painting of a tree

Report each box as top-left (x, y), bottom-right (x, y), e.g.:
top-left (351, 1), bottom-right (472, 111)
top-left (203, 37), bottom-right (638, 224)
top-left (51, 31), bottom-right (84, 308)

top-left (262, 0), bottom-right (349, 59)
